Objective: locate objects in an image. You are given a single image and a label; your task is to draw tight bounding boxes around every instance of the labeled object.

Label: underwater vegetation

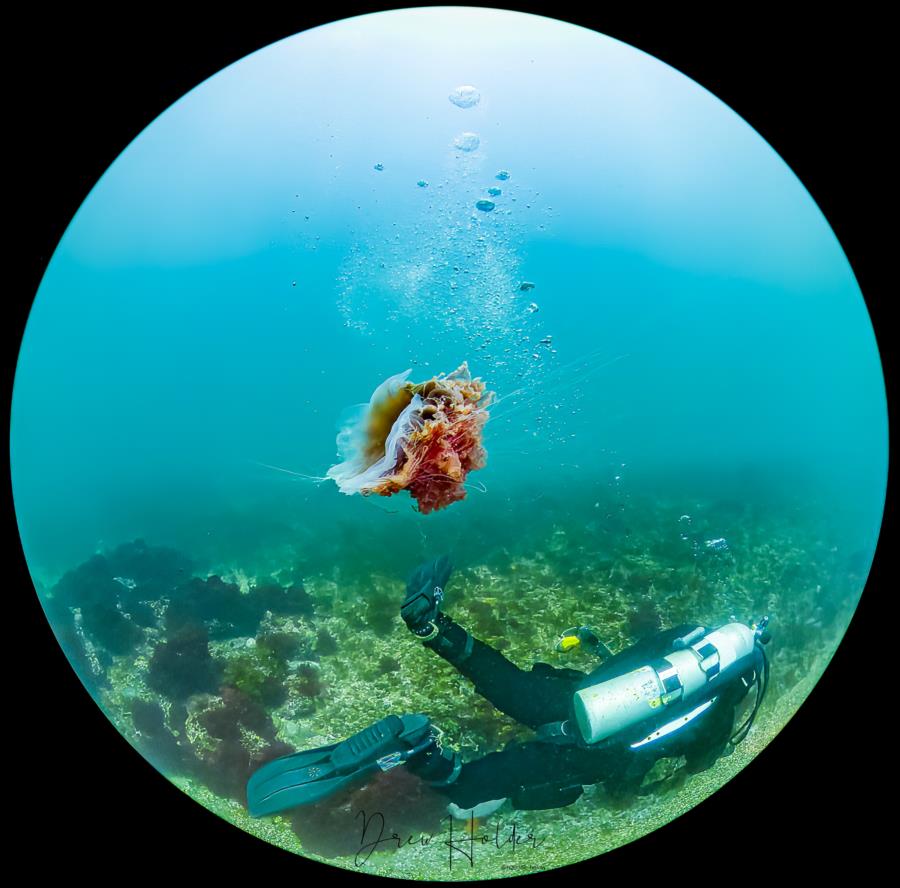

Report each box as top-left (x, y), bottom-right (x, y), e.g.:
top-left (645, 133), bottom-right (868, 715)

top-left (148, 623), bottom-right (221, 699)
top-left (34, 490), bottom-right (862, 872)
top-left (289, 768), bottom-right (449, 859)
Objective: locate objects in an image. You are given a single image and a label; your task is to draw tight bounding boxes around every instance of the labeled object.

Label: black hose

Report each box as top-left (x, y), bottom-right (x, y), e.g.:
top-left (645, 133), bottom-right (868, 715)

top-left (730, 641), bottom-right (770, 746)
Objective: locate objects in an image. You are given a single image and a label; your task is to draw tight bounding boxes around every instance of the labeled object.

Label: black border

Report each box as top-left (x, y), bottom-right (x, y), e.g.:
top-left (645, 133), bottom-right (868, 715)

top-left (9, 4), bottom-right (892, 879)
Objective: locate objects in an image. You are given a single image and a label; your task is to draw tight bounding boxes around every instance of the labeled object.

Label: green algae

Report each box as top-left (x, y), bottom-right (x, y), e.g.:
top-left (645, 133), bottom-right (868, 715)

top-left (222, 645), bottom-right (289, 707)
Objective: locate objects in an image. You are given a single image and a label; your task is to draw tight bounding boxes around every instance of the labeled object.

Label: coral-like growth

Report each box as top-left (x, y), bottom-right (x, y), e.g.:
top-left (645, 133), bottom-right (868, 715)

top-left (365, 592), bottom-right (398, 636)
top-left (253, 580), bottom-right (315, 618)
top-left (188, 687), bottom-right (294, 804)
top-left (51, 554), bottom-right (144, 654)
top-left (222, 644), bottom-right (289, 708)
top-left (626, 597), bottom-right (662, 640)
top-left (256, 630), bottom-right (303, 662)
top-left (377, 655), bottom-right (401, 674)
top-left (291, 662), bottom-right (325, 700)
top-left (49, 540), bottom-right (196, 655)
top-left (130, 699), bottom-right (187, 772)
top-left (79, 600), bottom-right (144, 654)
top-left (105, 538), bottom-right (192, 606)
top-left (147, 623), bottom-right (222, 700)
top-left (315, 628), bottom-right (339, 656)
top-left (166, 575), bottom-right (263, 639)
top-left (327, 363), bottom-right (493, 513)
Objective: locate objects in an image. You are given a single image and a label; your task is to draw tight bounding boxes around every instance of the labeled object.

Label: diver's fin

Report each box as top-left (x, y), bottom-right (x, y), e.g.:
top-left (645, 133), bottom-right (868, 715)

top-left (247, 714), bottom-right (435, 817)
top-left (247, 743), bottom-right (345, 814)
top-left (406, 555), bottom-right (453, 598)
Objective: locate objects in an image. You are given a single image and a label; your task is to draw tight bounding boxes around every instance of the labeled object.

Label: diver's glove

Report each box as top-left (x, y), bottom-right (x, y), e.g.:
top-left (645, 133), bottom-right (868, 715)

top-left (401, 555), bottom-right (453, 637)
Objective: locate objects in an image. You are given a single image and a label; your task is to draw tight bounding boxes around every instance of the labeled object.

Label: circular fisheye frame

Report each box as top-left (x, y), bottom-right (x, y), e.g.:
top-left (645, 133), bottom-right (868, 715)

top-left (11, 7), bottom-right (886, 880)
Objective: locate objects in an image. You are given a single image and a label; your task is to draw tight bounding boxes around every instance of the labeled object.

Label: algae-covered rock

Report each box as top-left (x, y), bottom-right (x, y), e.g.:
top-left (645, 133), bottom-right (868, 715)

top-left (166, 575), bottom-right (264, 639)
top-left (147, 623), bottom-right (222, 700)
top-left (184, 687), bottom-right (295, 805)
top-left (222, 644), bottom-right (289, 708)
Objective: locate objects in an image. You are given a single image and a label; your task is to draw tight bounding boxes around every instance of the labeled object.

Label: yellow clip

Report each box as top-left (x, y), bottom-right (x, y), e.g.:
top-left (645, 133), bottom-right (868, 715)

top-left (556, 629), bottom-right (582, 653)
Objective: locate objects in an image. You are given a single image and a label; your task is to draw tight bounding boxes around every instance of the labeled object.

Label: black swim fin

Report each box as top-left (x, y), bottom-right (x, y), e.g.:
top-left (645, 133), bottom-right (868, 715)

top-left (247, 714), bottom-right (435, 817)
top-left (407, 555), bottom-right (453, 598)
top-left (402, 556), bottom-right (453, 632)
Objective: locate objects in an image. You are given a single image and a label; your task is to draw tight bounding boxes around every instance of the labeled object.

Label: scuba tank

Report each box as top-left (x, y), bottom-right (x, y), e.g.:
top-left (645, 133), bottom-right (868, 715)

top-left (570, 621), bottom-right (767, 746)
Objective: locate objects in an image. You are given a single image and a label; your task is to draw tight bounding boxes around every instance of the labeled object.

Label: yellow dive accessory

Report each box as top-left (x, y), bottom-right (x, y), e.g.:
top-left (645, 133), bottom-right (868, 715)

top-left (555, 626), bottom-right (610, 657)
top-left (556, 628), bottom-right (584, 652)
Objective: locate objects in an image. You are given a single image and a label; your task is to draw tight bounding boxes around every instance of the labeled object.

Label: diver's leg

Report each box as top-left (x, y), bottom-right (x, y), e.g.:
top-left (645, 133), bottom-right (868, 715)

top-left (422, 614), bottom-right (582, 728)
top-left (415, 740), bottom-right (619, 811)
top-left (682, 699), bottom-right (736, 774)
top-left (601, 748), bottom-right (657, 804)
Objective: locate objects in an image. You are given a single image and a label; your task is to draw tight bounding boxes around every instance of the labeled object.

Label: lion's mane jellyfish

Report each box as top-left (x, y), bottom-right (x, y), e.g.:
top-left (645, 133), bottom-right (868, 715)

top-left (327, 363), bottom-right (493, 513)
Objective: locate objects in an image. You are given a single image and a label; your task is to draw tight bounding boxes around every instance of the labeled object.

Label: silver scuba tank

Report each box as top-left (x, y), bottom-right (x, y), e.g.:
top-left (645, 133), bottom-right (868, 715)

top-left (572, 622), bottom-right (756, 745)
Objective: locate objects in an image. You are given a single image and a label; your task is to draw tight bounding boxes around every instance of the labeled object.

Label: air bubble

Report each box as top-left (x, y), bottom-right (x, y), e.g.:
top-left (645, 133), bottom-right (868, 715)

top-left (454, 132), bottom-right (481, 152)
top-left (449, 85), bottom-right (481, 108)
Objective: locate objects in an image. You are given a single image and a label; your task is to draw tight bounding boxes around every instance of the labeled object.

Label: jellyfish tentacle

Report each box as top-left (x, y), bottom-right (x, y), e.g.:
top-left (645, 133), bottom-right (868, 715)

top-left (252, 461), bottom-right (330, 483)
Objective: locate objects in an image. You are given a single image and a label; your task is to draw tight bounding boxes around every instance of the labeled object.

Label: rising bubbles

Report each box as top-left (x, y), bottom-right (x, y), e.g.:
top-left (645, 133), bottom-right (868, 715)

top-left (448, 84), bottom-right (481, 108)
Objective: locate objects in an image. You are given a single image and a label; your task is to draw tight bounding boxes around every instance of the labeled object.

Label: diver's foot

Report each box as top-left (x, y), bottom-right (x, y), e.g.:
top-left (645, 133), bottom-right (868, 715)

top-left (404, 724), bottom-right (463, 786)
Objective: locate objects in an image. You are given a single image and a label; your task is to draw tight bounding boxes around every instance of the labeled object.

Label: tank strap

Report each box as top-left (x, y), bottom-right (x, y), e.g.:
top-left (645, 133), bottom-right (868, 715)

top-left (694, 641), bottom-right (721, 677)
top-left (651, 658), bottom-right (685, 704)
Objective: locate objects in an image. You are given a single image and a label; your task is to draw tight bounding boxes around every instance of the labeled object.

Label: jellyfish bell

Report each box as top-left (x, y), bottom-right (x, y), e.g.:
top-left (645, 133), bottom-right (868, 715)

top-left (327, 363), bottom-right (493, 513)
top-left (327, 369), bottom-right (419, 495)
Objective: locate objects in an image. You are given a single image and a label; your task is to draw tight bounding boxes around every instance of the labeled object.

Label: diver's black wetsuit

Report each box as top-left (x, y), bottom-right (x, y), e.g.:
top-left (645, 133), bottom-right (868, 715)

top-left (412, 619), bottom-right (754, 810)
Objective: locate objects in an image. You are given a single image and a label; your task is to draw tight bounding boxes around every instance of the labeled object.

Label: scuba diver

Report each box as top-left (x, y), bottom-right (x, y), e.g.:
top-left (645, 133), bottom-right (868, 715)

top-left (247, 557), bottom-right (770, 819)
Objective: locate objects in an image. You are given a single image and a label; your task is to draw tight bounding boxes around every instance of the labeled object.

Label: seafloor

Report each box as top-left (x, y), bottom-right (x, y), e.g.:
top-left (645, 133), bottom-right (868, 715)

top-left (36, 491), bottom-right (863, 880)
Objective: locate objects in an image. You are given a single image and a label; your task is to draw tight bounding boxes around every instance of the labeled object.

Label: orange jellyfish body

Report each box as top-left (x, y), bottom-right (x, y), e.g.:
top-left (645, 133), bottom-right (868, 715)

top-left (327, 363), bottom-right (493, 513)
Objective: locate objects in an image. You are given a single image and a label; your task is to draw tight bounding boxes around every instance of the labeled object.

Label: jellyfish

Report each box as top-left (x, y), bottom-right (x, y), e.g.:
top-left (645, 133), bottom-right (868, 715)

top-left (327, 363), bottom-right (494, 513)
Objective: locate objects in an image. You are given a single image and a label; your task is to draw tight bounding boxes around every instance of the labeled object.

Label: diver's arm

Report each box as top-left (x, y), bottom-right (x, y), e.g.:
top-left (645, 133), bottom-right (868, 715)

top-left (401, 558), bottom-right (582, 727)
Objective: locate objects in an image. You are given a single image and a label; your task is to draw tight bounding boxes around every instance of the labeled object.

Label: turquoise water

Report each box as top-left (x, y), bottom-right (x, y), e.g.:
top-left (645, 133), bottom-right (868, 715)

top-left (9, 8), bottom-right (887, 879)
